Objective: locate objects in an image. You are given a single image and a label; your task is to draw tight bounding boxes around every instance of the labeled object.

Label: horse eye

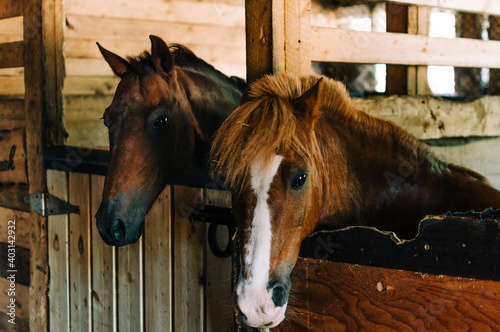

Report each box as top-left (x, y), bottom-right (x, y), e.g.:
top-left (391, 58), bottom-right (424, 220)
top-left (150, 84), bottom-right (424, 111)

top-left (290, 173), bottom-right (307, 190)
top-left (153, 114), bottom-right (168, 130)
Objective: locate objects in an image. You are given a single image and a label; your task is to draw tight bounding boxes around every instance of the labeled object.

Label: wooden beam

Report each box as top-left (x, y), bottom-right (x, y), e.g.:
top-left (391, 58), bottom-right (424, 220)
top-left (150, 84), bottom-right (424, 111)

top-left (310, 27), bottom-right (500, 68)
top-left (42, 0), bottom-right (66, 146)
top-left (276, 259), bottom-right (500, 331)
top-left (245, 0), bottom-right (273, 82)
top-left (353, 94), bottom-right (500, 139)
top-left (385, 3), bottom-right (409, 95)
top-left (0, 0), bottom-right (23, 20)
top-left (47, 170), bottom-right (70, 332)
top-left (0, 99), bottom-right (25, 129)
top-left (344, 0), bottom-right (500, 16)
top-left (24, 0), bottom-right (49, 330)
top-left (246, 0), bottom-right (311, 82)
top-left (0, 42), bottom-right (24, 68)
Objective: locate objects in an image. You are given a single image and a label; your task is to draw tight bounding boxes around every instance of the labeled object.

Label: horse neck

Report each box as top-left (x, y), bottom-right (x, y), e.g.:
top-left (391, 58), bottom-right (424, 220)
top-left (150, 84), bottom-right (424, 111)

top-left (316, 110), bottom-right (500, 239)
top-left (177, 67), bottom-right (242, 135)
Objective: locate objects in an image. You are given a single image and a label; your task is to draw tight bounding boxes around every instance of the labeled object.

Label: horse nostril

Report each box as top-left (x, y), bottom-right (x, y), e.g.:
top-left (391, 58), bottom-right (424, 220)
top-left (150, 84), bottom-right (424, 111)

top-left (110, 218), bottom-right (127, 242)
top-left (272, 285), bottom-right (286, 307)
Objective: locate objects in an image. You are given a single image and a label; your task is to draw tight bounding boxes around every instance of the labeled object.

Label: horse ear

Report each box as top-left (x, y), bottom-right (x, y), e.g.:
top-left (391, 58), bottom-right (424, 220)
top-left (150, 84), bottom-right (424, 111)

top-left (149, 35), bottom-right (174, 75)
top-left (96, 42), bottom-right (130, 78)
top-left (293, 77), bottom-right (324, 124)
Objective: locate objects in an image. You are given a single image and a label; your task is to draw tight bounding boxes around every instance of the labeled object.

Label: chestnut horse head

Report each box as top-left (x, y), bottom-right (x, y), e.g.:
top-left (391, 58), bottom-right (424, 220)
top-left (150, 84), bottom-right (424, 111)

top-left (95, 35), bottom-right (244, 246)
top-left (210, 73), bottom-right (500, 328)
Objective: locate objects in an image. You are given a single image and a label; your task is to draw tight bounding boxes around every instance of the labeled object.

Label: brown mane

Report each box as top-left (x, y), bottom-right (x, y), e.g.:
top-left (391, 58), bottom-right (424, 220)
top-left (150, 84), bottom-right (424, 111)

top-left (210, 73), bottom-right (454, 194)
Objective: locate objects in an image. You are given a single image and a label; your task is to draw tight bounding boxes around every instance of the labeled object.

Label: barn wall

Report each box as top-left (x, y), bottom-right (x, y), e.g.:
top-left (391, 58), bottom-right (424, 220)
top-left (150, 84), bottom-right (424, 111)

top-left (64, 0), bottom-right (246, 147)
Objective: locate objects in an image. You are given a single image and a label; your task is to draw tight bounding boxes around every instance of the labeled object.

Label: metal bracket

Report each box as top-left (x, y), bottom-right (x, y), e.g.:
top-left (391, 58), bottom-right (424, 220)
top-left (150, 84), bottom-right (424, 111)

top-left (190, 204), bottom-right (235, 258)
top-left (25, 192), bottom-right (80, 216)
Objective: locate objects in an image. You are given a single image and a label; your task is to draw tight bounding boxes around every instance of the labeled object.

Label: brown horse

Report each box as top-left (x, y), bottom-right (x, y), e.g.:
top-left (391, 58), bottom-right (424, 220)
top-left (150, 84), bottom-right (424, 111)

top-left (95, 35), bottom-right (244, 246)
top-left (210, 73), bottom-right (500, 329)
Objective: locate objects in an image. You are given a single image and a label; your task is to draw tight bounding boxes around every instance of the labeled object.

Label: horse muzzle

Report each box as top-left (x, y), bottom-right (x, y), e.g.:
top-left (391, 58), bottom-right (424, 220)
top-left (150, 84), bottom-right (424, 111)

top-left (95, 194), bottom-right (146, 246)
top-left (234, 277), bottom-right (290, 329)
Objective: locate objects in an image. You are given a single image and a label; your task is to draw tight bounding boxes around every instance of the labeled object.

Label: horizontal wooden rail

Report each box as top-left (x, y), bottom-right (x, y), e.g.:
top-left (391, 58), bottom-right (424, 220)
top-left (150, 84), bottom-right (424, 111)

top-left (375, 0), bottom-right (500, 16)
top-left (43, 145), bottom-right (213, 188)
top-left (311, 27), bottom-right (500, 68)
top-left (0, 41), bottom-right (24, 68)
top-left (0, 0), bottom-right (23, 20)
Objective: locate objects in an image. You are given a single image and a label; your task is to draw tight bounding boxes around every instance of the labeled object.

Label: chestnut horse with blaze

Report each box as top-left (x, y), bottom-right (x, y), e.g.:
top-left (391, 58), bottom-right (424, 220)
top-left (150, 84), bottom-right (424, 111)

top-left (95, 36), bottom-right (244, 246)
top-left (210, 73), bottom-right (500, 329)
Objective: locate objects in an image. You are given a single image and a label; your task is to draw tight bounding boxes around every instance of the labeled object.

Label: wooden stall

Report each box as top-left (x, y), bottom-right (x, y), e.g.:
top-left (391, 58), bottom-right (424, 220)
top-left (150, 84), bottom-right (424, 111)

top-left (1, 0), bottom-right (241, 331)
top-left (2, 0), bottom-right (500, 331)
top-left (243, 0), bottom-right (500, 330)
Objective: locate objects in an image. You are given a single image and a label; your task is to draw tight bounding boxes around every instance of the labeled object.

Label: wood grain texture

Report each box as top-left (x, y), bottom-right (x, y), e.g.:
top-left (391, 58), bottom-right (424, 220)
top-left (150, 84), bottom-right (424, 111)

top-left (310, 27), bottom-right (500, 68)
top-left (24, 0), bottom-right (49, 329)
top-left (245, 0), bottom-right (273, 82)
top-left (144, 185), bottom-right (172, 331)
top-left (0, 0), bottom-right (23, 20)
top-left (47, 170), bottom-right (70, 332)
top-left (0, 99), bottom-right (25, 129)
top-left (205, 190), bottom-right (234, 332)
top-left (0, 42), bottom-right (24, 69)
top-left (42, 0), bottom-right (66, 146)
top-left (0, 128), bottom-right (27, 184)
top-left (273, 259), bottom-right (500, 331)
top-left (68, 172), bottom-right (91, 331)
top-left (117, 239), bottom-right (143, 332)
top-left (90, 175), bottom-right (115, 332)
top-left (173, 185), bottom-right (205, 332)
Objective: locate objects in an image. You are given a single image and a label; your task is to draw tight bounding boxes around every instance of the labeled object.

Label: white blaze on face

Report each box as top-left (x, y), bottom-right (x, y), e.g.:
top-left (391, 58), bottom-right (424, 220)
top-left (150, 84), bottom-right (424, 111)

top-left (235, 154), bottom-right (286, 328)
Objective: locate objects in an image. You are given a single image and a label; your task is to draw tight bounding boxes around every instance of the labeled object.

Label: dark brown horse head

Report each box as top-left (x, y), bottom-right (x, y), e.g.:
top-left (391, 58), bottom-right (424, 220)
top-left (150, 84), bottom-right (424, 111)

top-left (95, 36), bottom-right (243, 246)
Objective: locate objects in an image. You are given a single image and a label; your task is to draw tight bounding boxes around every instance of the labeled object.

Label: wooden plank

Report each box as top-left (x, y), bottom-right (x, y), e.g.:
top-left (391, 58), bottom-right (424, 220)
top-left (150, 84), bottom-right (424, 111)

top-left (0, 279), bottom-right (29, 322)
top-left (310, 27), bottom-right (500, 68)
top-left (116, 239), bottom-right (143, 332)
top-left (65, 15), bottom-right (245, 48)
top-left (0, 42), bottom-right (24, 69)
top-left (205, 189), bottom-right (234, 332)
top-left (64, 57), bottom-right (245, 78)
top-left (0, 242), bottom-right (30, 287)
top-left (173, 185), bottom-right (205, 332)
top-left (0, 0), bottom-right (23, 20)
top-left (42, 0), bottom-right (66, 146)
top-left (0, 128), bottom-right (27, 184)
top-left (0, 17), bottom-right (23, 37)
top-left (144, 185), bottom-right (172, 331)
top-left (65, 0), bottom-right (245, 28)
top-left (430, 137), bottom-right (500, 190)
top-left (360, 0), bottom-right (500, 16)
top-left (0, 99), bottom-right (25, 129)
top-left (64, 39), bottom-right (246, 64)
top-left (68, 172), bottom-right (91, 332)
top-left (47, 170), bottom-right (70, 332)
top-left (352, 94), bottom-right (500, 139)
top-left (90, 175), bottom-right (115, 332)
top-left (0, 208), bottom-right (31, 248)
top-left (275, 259), bottom-right (500, 331)
top-left (385, 3), bottom-right (409, 95)
top-left (0, 311), bottom-right (28, 331)
top-left (245, 0), bottom-right (273, 82)
top-left (24, 0), bottom-right (49, 329)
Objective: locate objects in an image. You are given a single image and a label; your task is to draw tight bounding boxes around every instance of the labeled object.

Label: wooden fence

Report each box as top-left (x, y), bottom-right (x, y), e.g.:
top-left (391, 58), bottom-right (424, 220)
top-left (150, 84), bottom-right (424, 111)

top-left (46, 168), bottom-right (234, 332)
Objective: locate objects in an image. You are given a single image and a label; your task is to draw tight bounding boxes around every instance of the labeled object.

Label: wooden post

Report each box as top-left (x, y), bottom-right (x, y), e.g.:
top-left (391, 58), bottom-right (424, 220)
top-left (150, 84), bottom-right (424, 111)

top-left (407, 5), bottom-right (431, 95)
top-left (386, 3), bottom-right (431, 95)
top-left (488, 15), bottom-right (500, 95)
top-left (455, 13), bottom-right (483, 96)
top-left (42, 0), bottom-right (66, 146)
top-left (245, 0), bottom-right (311, 82)
top-left (24, 0), bottom-right (49, 329)
top-left (386, 3), bottom-right (409, 95)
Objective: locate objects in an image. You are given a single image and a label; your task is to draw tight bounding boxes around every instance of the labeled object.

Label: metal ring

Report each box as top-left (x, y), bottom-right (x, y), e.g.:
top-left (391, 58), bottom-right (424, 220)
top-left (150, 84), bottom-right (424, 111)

top-left (208, 222), bottom-right (233, 258)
